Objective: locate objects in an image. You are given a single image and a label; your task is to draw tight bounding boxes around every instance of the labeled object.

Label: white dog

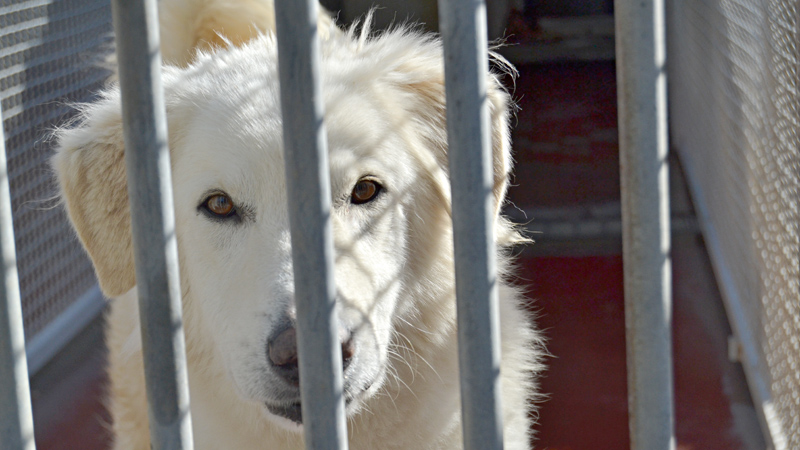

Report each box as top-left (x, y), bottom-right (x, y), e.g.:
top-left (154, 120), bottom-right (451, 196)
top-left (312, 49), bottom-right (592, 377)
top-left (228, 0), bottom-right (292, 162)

top-left (52, 0), bottom-right (544, 448)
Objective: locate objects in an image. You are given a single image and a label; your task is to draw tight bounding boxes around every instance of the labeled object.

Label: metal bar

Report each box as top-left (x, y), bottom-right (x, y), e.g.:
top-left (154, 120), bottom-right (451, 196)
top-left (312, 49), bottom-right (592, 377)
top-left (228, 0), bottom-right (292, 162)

top-left (437, 1), bottom-right (504, 449)
top-left (0, 107), bottom-right (35, 450)
top-left (109, 0), bottom-right (194, 447)
top-left (614, 1), bottom-right (675, 449)
top-left (273, 1), bottom-right (347, 449)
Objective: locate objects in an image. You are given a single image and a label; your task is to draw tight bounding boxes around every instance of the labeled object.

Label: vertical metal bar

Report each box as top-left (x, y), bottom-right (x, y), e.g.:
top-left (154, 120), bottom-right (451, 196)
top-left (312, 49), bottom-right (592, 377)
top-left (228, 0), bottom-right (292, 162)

top-left (109, 0), bottom-right (194, 448)
top-left (614, 1), bottom-right (675, 449)
top-left (273, 1), bottom-right (347, 449)
top-left (0, 108), bottom-right (36, 450)
top-left (437, 1), bottom-right (504, 449)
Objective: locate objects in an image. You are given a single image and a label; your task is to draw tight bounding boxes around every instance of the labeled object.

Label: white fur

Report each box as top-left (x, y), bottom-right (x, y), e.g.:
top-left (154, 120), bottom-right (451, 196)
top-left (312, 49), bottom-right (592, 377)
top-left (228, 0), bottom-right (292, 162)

top-left (52, 1), bottom-right (545, 448)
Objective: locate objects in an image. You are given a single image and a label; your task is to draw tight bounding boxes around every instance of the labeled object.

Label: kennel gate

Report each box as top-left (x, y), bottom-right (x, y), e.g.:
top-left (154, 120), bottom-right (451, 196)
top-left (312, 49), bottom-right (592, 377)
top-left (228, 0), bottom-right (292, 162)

top-left (0, 0), bottom-right (678, 449)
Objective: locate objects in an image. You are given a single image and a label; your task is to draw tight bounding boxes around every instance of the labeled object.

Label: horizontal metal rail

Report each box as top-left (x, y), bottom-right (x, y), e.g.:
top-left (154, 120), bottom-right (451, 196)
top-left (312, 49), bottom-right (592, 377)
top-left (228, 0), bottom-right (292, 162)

top-left (0, 106), bottom-right (36, 450)
top-left (109, 0), bottom-right (194, 447)
top-left (437, 1), bottom-right (504, 449)
top-left (273, 1), bottom-right (348, 449)
top-left (25, 285), bottom-right (105, 375)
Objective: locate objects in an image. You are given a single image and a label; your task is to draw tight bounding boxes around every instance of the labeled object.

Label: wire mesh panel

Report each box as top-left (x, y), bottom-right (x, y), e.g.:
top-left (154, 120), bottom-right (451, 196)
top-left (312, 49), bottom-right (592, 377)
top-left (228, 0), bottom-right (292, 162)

top-left (0, 0), bottom-right (111, 341)
top-left (668, 0), bottom-right (798, 448)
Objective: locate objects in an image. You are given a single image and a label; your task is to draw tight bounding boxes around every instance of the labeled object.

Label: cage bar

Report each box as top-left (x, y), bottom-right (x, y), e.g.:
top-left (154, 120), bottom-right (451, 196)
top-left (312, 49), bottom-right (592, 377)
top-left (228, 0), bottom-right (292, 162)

top-left (109, 0), bottom-right (194, 448)
top-left (273, 1), bottom-right (348, 449)
top-left (614, 1), bottom-right (676, 449)
top-left (0, 107), bottom-right (36, 450)
top-left (437, 1), bottom-right (504, 449)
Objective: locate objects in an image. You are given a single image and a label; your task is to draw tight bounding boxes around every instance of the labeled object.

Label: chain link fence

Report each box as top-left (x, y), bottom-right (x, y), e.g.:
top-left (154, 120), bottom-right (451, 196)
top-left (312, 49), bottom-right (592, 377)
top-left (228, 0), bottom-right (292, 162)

top-left (668, 1), bottom-right (798, 448)
top-left (0, 0), bottom-right (110, 353)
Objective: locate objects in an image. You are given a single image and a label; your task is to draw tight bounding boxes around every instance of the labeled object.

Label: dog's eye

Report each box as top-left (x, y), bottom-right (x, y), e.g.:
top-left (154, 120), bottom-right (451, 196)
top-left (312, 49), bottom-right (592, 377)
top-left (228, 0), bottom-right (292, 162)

top-left (350, 179), bottom-right (381, 204)
top-left (202, 193), bottom-right (236, 217)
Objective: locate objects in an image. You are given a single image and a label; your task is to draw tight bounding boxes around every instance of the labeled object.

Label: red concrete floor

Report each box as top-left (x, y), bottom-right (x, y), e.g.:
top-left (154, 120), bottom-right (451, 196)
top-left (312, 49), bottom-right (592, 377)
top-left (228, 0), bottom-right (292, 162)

top-left (31, 62), bottom-right (763, 449)
top-left (519, 247), bottom-right (759, 450)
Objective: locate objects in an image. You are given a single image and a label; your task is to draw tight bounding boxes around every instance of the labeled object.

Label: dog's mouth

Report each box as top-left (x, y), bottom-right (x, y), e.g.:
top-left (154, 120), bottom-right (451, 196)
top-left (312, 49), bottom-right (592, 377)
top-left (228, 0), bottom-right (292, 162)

top-left (262, 350), bottom-right (381, 425)
top-left (265, 401), bottom-right (304, 424)
top-left (265, 395), bottom-right (357, 424)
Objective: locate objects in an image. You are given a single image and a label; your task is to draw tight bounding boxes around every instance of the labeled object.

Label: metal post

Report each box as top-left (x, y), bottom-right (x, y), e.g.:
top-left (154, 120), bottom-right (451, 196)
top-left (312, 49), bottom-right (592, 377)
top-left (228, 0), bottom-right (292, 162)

top-left (437, 1), bottom-right (504, 449)
top-left (614, 1), bottom-right (675, 449)
top-left (0, 108), bottom-right (36, 450)
top-left (273, 1), bottom-right (347, 449)
top-left (109, 0), bottom-right (194, 448)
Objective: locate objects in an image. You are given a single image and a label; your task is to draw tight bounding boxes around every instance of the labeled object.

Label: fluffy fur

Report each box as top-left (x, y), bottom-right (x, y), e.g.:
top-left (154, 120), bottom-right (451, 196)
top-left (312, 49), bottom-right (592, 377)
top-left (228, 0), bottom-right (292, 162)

top-left (52, 1), bottom-right (544, 448)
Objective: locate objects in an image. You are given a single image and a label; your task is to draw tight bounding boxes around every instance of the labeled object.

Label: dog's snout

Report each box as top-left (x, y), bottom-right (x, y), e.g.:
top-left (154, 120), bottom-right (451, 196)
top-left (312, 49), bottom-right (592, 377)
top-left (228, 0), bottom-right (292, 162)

top-left (267, 325), bottom-right (355, 386)
top-left (268, 327), bottom-right (298, 365)
top-left (268, 325), bottom-right (300, 386)
top-left (341, 336), bottom-right (355, 370)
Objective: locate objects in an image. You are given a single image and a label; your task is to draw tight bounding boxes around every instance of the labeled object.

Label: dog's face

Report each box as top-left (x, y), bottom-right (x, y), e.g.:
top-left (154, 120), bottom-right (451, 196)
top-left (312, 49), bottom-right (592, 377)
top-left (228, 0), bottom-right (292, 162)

top-left (53, 31), bottom-right (514, 429)
top-left (169, 62), bottom-right (425, 425)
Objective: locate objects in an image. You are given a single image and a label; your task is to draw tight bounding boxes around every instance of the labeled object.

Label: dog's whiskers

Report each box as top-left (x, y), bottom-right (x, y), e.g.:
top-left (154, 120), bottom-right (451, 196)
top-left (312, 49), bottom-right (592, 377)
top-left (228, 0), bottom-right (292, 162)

top-left (392, 328), bottom-right (442, 382)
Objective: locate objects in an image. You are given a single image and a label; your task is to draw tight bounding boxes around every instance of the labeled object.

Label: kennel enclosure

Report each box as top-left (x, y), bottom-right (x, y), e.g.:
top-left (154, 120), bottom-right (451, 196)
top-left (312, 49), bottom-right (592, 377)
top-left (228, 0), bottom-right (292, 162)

top-left (0, 0), bottom-right (797, 449)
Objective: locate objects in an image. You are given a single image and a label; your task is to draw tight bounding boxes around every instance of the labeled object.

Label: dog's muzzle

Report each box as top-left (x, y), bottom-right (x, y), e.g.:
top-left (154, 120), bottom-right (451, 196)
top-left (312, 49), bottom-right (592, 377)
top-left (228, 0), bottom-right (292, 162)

top-left (265, 324), bottom-right (355, 423)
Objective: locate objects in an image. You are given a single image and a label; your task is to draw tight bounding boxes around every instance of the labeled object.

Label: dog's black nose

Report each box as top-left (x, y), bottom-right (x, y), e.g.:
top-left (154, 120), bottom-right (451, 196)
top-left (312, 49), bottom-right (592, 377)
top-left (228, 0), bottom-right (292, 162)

top-left (267, 325), bottom-right (354, 386)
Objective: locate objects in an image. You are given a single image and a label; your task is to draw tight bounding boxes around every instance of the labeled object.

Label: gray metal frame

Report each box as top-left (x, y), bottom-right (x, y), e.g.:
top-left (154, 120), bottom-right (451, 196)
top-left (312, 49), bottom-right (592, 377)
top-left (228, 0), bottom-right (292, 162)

top-left (614, 0), bottom-right (676, 449)
top-left (0, 107), bottom-right (36, 450)
top-left (109, 0), bottom-right (194, 447)
top-left (25, 286), bottom-right (105, 375)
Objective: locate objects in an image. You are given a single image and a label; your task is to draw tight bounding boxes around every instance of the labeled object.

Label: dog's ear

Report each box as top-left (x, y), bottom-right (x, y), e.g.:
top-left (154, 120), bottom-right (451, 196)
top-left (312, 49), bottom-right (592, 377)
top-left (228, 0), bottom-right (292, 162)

top-left (52, 94), bottom-right (136, 297)
top-left (389, 42), bottom-right (514, 221)
top-left (158, 0), bottom-right (338, 67)
top-left (159, 0), bottom-right (277, 66)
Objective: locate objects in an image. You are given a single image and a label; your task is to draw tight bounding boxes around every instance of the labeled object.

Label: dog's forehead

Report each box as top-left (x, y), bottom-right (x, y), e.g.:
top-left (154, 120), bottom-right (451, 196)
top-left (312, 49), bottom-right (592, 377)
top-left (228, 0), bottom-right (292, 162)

top-left (167, 38), bottom-right (426, 203)
top-left (177, 83), bottom-right (394, 163)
